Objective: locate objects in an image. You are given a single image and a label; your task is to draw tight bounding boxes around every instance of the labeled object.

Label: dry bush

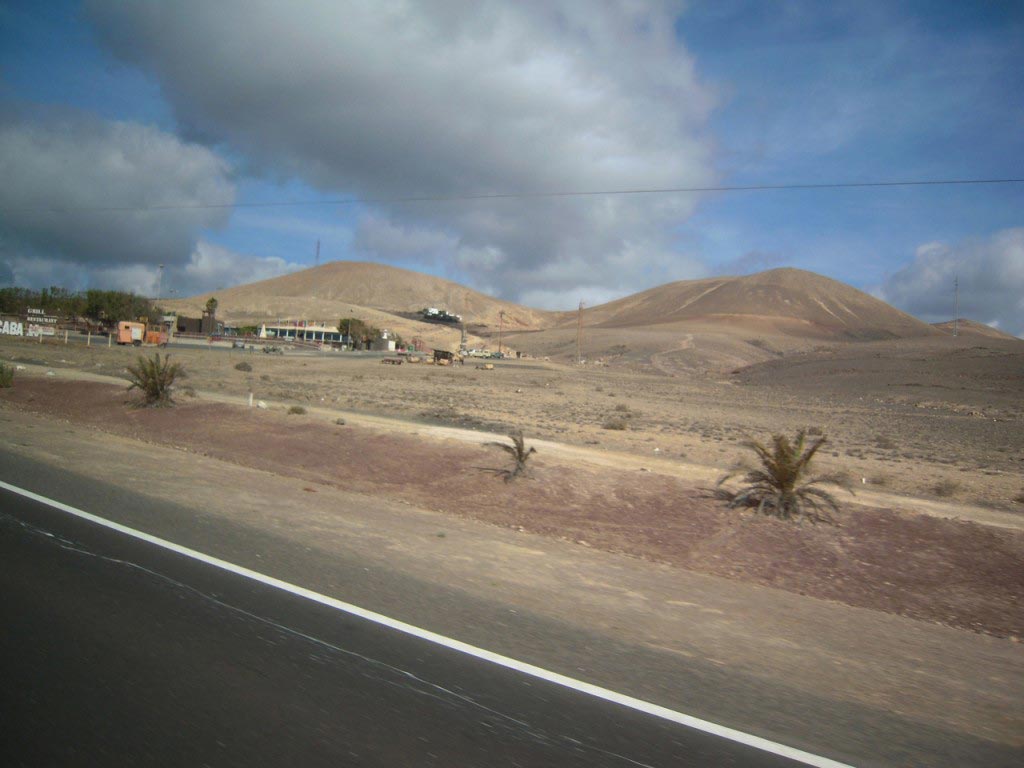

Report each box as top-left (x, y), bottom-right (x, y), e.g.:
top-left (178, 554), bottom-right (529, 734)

top-left (1014, 491), bottom-right (1024, 505)
top-left (288, 405), bottom-right (307, 415)
top-left (486, 430), bottom-right (536, 482)
top-left (234, 361), bottom-right (253, 372)
top-left (932, 479), bottom-right (961, 498)
top-left (0, 362), bottom-right (12, 388)
top-left (126, 353), bottom-right (183, 407)
top-left (717, 430), bottom-right (852, 524)
top-left (602, 417), bottom-right (628, 430)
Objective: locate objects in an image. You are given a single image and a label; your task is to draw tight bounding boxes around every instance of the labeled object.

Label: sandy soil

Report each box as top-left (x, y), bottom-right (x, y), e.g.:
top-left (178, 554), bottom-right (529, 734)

top-left (3, 361), bottom-right (1021, 640)
top-left (5, 334), bottom-right (1022, 509)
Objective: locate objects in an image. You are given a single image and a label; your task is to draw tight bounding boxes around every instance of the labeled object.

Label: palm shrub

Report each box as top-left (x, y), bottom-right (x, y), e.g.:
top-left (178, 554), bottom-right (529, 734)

top-left (716, 430), bottom-right (851, 524)
top-left (0, 362), bottom-right (12, 388)
top-left (487, 430), bottom-right (537, 482)
top-left (126, 353), bottom-right (183, 407)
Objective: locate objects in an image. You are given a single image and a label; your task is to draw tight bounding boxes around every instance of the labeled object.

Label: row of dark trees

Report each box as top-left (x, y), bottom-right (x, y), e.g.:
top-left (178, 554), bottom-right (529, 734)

top-left (0, 286), bottom-right (164, 324)
top-left (337, 317), bottom-right (404, 349)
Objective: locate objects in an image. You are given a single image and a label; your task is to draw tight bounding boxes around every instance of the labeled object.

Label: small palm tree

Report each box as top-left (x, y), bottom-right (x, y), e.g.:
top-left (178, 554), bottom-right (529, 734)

top-left (717, 430), bottom-right (851, 524)
top-left (487, 430), bottom-right (537, 482)
top-left (126, 353), bottom-right (183, 407)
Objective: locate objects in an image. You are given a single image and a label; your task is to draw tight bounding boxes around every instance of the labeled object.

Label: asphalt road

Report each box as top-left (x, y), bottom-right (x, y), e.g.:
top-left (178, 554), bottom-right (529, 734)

top-left (1, 485), bottom-right (823, 768)
top-left (2, 445), bottom-right (1019, 768)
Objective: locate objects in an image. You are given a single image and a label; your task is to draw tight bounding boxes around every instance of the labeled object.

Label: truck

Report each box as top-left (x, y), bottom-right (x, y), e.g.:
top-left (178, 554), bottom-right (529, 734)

top-left (116, 321), bottom-right (146, 346)
top-left (116, 321), bottom-right (168, 347)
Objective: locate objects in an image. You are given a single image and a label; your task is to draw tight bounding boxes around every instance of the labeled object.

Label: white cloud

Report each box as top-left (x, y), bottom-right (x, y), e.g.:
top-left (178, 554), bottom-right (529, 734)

top-left (0, 112), bottom-right (234, 279)
top-left (180, 241), bottom-right (304, 295)
top-left (0, 114), bottom-right (323, 299)
top-left (87, 0), bottom-right (718, 306)
top-left (353, 215), bottom-right (458, 266)
top-left (876, 228), bottom-right (1024, 337)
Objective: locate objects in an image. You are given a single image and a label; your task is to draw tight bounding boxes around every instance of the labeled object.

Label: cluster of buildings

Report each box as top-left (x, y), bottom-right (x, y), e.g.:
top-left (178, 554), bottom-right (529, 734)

top-left (252, 322), bottom-right (397, 351)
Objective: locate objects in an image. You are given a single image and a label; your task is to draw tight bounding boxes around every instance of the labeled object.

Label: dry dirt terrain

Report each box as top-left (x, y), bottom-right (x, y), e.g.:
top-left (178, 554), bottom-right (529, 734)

top-left (3, 334), bottom-right (1024, 762)
top-left (2, 335), bottom-right (1022, 641)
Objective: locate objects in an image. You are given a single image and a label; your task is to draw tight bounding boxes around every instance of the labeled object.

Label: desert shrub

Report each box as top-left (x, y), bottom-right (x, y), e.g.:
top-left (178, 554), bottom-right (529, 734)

top-left (486, 430), bottom-right (536, 482)
top-left (806, 426), bottom-right (824, 436)
top-left (0, 362), bottom-right (12, 388)
top-left (717, 430), bottom-right (852, 524)
top-left (614, 403), bottom-right (630, 412)
top-left (234, 361), bottom-right (253, 372)
top-left (1014, 491), bottom-right (1024, 505)
top-left (868, 474), bottom-right (889, 487)
top-left (287, 405), bottom-right (307, 415)
top-left (126, 353), bottom-right (182, 407)
top-left (874, 435), bottom-right (896, 450)
top-left (602, 417), bottom-right (628, 430)
top-left (932, 479), bottom-right (960, 498)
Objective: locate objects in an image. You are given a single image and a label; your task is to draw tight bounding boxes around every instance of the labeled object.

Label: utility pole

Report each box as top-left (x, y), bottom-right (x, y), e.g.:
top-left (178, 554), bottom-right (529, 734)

top-left (576, 300), bottom-right (584, 364)
top-left (460, 289), bottom-right (468, 355)
top-left (315, 239), bottom-right (320, 267)
top-left (953, 274), bottom-right (959, 337)
top-left (497, 310), bottom-right (505, 357)
top-left (156, 264), bottom-right (164, 302)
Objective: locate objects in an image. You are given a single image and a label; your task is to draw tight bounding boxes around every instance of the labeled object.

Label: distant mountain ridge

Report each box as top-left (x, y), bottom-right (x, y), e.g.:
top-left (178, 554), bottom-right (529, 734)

top-left (565, 268), bottom-right (939, 340)
top-left (165, 263), bottom-right (956, 367)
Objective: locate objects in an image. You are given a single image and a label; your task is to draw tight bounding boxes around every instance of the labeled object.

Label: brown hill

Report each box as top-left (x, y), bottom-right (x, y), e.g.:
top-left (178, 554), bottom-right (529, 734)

top-left (506, 269), bottom-right (944, 373)
top-left (166, 261), bottom-right (552, 331)
top-left (932, 319), bottom-right (1021, 341)
top-left (567, 268), bottom-right (939, 341)
top-left (166, 262), bottom-right (956, 369)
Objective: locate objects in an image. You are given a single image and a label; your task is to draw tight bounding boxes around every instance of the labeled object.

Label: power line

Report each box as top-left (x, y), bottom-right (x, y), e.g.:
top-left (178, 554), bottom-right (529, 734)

top-left (3, 177), bottom-right (1022, 214)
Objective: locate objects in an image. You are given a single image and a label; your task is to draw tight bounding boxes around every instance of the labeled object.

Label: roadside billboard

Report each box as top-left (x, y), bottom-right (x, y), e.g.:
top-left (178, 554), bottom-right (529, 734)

top-left (0, 315), bottom-right (24, 337)
top-left (26, 307), bottom-right (58, 337)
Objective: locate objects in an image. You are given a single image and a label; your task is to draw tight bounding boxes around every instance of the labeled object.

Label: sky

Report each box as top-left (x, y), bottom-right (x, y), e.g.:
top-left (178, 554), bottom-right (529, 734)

top-left (0, 0), bottom-right (1021, 335)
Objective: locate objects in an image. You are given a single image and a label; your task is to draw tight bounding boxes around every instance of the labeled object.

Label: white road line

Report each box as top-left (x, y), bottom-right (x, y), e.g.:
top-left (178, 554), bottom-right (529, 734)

top-left (1, 480), bottom-right (853, 768)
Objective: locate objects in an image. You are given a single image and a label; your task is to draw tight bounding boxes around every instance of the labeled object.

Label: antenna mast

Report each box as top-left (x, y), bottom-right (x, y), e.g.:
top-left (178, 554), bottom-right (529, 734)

top-left (497, 310), bottom-right (505, 357)
top-left (953, 274), bottom-right (959, 337)
top-left (315, 239), bottom-right (320, 267)
top-left (576, 300), bottom-right (584, 364)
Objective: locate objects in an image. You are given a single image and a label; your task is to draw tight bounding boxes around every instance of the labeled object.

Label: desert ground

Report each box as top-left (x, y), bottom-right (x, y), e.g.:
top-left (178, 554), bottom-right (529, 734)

top-left (2, 333), bottom-right (1022, 640)
top-left (3, 330), bottom-right (1023, 764)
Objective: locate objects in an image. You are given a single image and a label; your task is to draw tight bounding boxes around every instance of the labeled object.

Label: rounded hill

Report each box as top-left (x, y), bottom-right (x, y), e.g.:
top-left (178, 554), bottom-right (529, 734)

top-left (167, 261), bottom-right (552, 330)
top-left (575, 268), bottom-right (939, 340)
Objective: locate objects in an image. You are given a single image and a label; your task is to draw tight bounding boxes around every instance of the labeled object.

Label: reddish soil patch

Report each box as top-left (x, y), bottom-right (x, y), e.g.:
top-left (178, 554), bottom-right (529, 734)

top-left (5, 377), bottom-right (1022, 638)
